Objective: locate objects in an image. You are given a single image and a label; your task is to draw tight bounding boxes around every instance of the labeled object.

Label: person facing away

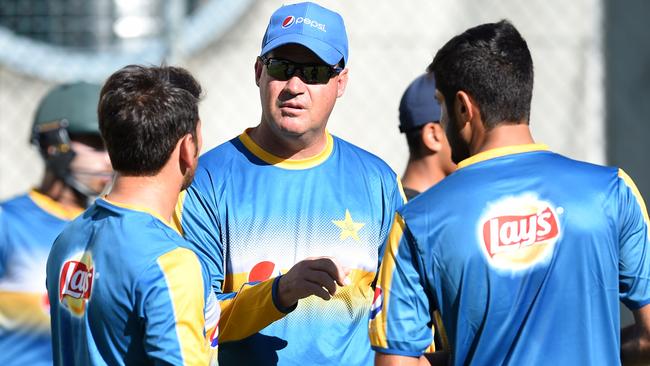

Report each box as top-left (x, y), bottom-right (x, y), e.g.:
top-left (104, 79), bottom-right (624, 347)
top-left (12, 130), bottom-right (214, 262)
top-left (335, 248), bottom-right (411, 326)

top-left (0, 82), bottom-right (112, 366)
top-left (398, 73), bottom-right (457, 364)
top-left (46, 65), bottom-right (220, 365)
top-left (175, 2), bottom-right (405, 365)
top-left (370, 20), bottom-right (650, 365)
top-left (399, 73), bottom-right (456, 201)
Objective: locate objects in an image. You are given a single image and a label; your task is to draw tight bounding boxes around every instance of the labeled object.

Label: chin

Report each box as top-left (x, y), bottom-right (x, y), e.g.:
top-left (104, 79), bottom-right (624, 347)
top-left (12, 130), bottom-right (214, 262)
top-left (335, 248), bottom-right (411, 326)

top-left (274, 119), bottom-right (312, 136)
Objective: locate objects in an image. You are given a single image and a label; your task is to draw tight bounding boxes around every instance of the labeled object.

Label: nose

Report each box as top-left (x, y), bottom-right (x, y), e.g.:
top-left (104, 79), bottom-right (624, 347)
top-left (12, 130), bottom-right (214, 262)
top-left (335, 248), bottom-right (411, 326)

top-left (283, 73), bottom-right (306, 95)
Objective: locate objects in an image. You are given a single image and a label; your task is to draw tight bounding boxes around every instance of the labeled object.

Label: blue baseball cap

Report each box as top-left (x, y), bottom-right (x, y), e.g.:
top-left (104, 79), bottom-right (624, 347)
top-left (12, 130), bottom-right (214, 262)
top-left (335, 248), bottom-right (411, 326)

top-left (399, 73), bottom-right (442, 133)
top-left (260, 2), bottom-right (348, 67)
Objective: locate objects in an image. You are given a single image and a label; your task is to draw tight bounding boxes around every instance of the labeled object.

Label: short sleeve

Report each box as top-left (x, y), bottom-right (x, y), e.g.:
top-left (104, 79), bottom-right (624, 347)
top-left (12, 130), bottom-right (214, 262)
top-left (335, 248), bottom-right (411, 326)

top-left (175, 186), bottom-right (225, 293)
top-left (369, 213), bottom-right (433, 357)
top-left (138, 247), bottom-right (209, 366)
top-left (0, 206), bottom-right (7, 277)
top-left (377, 176), bottom-right (407, 264)
top-left (617, 169), bottom-right (650, 310)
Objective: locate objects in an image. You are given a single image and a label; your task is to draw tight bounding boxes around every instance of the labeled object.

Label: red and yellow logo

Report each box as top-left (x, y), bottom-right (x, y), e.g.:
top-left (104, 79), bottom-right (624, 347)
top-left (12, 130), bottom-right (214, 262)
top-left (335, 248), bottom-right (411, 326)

top-left (479, 194), bottom-right (562, 270)
top-left (59, 252), bottom-right (94, 317)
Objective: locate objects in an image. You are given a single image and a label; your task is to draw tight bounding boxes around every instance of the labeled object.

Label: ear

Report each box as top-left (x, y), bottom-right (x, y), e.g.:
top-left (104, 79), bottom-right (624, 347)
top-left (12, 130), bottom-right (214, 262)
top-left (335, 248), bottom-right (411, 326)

top-left (335, 68), bottom-right (349, 98)
top-left (454, 91), bottom-right (475, 127)
top-left (255, 57), bottom-right (263, 87)
top-left (421, 122), bottom-right (444, 153)
top-left (178, 133), bottom-right (196, 172)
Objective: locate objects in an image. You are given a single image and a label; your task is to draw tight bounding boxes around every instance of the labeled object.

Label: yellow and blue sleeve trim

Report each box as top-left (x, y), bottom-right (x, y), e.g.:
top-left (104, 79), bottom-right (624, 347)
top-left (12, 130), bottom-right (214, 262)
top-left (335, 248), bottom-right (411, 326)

top-left (369, 213), bottom-right (406, 349)
top-left (218, 277), bottom-right (288, 343)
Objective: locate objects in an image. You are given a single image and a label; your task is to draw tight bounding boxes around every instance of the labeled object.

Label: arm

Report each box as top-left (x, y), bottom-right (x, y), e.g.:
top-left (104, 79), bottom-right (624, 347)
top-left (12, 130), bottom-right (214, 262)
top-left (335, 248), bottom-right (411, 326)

top-left (176, 187), bottom-right (285, 342)
top-left (177, 187), bottom-right (349, 343)
top-left (375, 353), bottom-right (420, 366)
top-left (617, 169), bottom-right (650, 364)
top-left (140, 247), bottom-right (209, 366)
top-left (369, 213), bottom-right (434, 362)
top-left (218, 256), bottom-right (349, 342)
top-left (621, 304), bottom-right (650, 365)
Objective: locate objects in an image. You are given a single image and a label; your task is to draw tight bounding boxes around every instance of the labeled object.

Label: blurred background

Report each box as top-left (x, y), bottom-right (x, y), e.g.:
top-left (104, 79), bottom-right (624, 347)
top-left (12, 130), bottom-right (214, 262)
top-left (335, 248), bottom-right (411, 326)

top-left (0, 0), bottom-right (648, 321)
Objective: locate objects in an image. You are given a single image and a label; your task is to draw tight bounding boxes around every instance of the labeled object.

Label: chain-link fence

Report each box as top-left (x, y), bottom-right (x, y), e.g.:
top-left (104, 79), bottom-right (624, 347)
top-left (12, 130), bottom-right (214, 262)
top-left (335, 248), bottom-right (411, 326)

top-left (0, 0), bottom-right (604, 200)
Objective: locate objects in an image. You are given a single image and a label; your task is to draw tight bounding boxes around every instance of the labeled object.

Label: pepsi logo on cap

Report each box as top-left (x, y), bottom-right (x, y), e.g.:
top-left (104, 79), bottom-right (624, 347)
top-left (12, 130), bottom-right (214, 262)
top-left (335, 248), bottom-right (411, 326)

top-left (282, 16), bottom-right (295, 28)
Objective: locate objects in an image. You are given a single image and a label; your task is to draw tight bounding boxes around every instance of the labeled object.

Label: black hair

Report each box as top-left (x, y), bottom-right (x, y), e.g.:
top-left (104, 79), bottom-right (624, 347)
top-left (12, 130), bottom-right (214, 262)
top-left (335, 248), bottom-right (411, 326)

top-left (428, 20), bottom-right (533, 129)
top-left (98, 65), bottom-right (202, 176)
top-left (405, 127), bottom-right (426, 160)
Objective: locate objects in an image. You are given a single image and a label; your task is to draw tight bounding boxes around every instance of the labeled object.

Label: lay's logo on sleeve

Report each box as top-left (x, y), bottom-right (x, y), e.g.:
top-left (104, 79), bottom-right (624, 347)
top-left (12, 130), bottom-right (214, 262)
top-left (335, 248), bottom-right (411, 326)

top-left (478, 194), bottom-right (563, 271)
top-left (59, 252), bottom-right (94, 317)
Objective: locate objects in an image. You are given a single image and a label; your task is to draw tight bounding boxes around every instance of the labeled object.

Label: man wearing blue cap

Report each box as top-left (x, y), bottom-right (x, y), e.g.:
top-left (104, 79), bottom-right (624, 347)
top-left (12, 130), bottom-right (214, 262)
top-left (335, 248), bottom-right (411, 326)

top-left (176, 2), bottom-right (404, 365)
top-left (399, 73), bottom-right (456, 201)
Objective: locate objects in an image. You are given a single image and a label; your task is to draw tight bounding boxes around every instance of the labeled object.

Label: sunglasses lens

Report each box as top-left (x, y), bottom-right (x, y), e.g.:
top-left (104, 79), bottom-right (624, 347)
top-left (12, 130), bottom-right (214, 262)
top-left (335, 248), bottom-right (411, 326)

top-left (266, 60), bottom-right (291, 81)
top-left (302, 66), bottom-right (332, 84)
top-left (264, 58), bottom-right (340, 84)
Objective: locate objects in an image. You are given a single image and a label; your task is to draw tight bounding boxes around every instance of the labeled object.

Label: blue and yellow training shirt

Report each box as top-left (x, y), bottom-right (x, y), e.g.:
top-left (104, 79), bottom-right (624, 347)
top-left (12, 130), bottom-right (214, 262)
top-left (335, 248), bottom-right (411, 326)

top-left (370, 144), bottom-right (650, 365)
top-left (46, 198), bottom-right (219, 366)
top-left (0, 190), bottom-right (80, 366)
top-left (178, 130), bottom-right (405, 365)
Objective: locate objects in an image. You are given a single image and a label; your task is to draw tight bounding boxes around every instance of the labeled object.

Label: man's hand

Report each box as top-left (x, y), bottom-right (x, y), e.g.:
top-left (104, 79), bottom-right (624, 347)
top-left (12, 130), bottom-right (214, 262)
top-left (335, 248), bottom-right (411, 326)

top-left (277, 257), bottom-right (350, 309)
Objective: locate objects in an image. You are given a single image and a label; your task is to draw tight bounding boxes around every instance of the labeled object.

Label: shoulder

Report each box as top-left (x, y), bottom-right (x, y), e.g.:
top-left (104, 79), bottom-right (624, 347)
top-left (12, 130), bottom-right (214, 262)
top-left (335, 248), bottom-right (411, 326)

top-left (140, 245), bottom-right (205, 292)
top-left (191, 137), bottom-right (244, 194)
top-left (0, 193), bottom-right (31, 214)
top-left (198, 136), bottom-right (243, 171)
top-left (332, 135), bottom-right (397, 178)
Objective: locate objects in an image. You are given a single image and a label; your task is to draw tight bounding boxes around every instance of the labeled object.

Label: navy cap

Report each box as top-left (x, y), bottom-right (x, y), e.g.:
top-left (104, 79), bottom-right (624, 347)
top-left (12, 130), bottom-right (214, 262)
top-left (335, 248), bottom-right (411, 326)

top-left (398, 73), bottom-right (441, 133)
top-left (260, 2), bottom-right (348, 66)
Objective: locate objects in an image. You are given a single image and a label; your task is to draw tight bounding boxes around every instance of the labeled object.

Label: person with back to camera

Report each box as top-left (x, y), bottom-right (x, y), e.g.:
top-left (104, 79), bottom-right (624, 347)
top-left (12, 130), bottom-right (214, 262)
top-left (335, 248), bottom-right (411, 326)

top-left (370, 20), bottom-right (650, 365)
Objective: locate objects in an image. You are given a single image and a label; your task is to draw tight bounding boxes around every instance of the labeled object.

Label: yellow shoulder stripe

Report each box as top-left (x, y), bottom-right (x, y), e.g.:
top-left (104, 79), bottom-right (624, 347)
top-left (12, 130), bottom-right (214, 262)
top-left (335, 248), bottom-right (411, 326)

top-left (396, 177), bottom-right (407, 204)
top-left (369, 213), bottom-right (406, 348)
top-left (172, 190), bottom-right (187, 235)
top-left (157, 248), bottom-right (209, 365)
top-left (618, 169), bottom-right (650, 232)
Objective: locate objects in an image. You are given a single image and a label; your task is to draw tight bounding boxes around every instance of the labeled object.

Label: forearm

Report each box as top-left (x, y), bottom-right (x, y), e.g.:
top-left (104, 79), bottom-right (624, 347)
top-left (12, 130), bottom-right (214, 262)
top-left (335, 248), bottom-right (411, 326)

top-left (621, 324), bottom-right (650, 365)
top-left (374, 353), bottom-right (421, 366)
top-left (421, 351), bottom-right (450, 366)
top-left (218, 276), bottom-right (292, 343)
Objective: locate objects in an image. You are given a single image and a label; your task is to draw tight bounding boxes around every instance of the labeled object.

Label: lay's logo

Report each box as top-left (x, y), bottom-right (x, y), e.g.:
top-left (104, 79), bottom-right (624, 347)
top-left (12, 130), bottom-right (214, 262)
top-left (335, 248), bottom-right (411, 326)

top-left (59, 254), bottom-right (94, 316)
top-left (478, 194), bottom-right (562, 270)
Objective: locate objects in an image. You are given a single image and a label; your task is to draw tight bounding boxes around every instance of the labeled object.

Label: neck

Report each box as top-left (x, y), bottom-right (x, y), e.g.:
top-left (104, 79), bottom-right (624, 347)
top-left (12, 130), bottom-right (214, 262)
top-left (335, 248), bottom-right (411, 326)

top-left (39, 173), bottom-right (86, 211)
top-left (248, 122), bottom-right (328, 160)
top-left (473, 122), bottom-right (535, 155)
top-left (401, 156), bottom-right (448, 193)
top-left (105, 174), bottom-right (180, 223)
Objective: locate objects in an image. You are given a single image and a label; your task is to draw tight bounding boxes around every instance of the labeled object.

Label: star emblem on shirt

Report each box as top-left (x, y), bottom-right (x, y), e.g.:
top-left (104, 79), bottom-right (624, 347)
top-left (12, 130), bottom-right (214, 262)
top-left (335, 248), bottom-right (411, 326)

top-left (332, 209), bottom-right (365, 241)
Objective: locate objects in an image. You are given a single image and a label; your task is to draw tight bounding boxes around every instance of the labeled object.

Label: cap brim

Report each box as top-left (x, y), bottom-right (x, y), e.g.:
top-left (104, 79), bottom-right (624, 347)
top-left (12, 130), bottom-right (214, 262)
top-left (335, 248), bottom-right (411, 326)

top-left (261, 33), bottom-right (344, 66)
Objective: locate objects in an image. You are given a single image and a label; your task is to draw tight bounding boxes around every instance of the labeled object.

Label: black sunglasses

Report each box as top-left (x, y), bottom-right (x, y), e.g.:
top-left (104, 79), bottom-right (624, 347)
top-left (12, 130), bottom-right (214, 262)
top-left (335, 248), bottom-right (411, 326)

top-left (260, 57), bottom-right (343, 84)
